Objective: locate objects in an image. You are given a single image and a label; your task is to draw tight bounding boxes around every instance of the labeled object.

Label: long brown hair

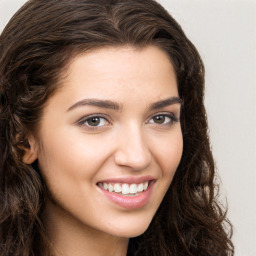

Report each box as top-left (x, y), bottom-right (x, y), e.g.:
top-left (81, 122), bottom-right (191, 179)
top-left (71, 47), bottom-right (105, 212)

top-left (0, 0), bottom-right (234, 255)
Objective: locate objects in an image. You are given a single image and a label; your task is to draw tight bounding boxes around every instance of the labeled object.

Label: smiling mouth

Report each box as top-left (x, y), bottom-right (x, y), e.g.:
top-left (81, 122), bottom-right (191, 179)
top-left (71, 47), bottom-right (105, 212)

top-left (97, 181), bottom-right (153, 196)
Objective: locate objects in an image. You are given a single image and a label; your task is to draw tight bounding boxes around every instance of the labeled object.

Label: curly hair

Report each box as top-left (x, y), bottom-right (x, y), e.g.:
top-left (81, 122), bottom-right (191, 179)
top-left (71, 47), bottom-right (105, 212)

top-left (0, 0), bottom-right (234, 255)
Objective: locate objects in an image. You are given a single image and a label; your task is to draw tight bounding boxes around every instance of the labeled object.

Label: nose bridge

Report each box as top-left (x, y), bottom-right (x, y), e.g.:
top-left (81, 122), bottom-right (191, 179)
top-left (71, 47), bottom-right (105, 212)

top-left (114, 123), bottom-right (152, 170)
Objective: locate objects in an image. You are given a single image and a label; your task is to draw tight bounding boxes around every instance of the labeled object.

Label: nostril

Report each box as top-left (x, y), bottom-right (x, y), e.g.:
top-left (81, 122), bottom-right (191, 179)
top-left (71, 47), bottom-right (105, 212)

top-left (114, 149), bottom-right (152, 170)
top-left (114, 132), bottom-right (152, 169)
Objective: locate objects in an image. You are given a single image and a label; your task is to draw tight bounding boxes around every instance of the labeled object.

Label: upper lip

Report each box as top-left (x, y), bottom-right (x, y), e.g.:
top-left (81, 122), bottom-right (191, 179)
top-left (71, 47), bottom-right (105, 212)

top-left (97, 175), bottom-right (155, 184)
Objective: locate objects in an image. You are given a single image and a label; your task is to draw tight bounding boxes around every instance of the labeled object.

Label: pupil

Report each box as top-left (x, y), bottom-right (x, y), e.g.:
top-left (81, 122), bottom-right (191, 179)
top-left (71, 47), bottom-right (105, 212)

top-left (154, 115), bottom-right (165, 124)
top-left (88, 117), bottom-right (100, 126)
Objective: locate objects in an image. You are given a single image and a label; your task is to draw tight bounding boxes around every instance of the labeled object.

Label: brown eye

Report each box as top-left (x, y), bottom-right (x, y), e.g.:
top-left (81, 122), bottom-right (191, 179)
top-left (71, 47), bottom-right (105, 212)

top-left (78, 116), bottom-right (109, 127)
top-left (152, 115), bottom-right (166, 124)
top-left (148, 113), bottom-right (177, 126)
top-left (87, 117), bottom-right (101, 126)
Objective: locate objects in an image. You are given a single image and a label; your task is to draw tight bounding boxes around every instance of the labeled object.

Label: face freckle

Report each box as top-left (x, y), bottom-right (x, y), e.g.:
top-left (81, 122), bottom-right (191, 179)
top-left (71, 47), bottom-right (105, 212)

top-left (33, 45), bottom-right (183, 245)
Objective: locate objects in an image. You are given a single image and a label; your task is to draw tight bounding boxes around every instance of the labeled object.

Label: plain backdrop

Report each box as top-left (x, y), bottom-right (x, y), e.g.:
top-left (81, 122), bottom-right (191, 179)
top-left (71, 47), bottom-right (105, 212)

top-left (0, 0), bottom-right (255, 255)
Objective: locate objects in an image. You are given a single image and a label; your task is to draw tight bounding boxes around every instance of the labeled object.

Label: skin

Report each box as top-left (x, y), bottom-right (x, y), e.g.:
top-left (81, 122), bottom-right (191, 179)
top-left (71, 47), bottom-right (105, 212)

top-left (24, 45), bottom-right (183, 256)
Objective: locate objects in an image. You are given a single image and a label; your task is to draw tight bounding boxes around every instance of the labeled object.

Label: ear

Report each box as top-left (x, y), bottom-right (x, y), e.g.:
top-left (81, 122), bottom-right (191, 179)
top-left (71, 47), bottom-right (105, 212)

top-left (22, 135), bottom-right (38, 164)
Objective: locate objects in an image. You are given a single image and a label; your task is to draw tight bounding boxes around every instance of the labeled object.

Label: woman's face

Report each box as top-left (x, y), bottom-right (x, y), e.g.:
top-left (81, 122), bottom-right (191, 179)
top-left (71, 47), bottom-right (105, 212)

top-left (29, 46), bottom-right (183, 238)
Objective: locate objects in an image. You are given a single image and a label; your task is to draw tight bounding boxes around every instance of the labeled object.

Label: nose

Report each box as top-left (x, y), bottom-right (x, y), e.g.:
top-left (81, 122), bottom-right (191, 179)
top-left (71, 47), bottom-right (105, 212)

top-left (114, 125), bottom-right (152, 170)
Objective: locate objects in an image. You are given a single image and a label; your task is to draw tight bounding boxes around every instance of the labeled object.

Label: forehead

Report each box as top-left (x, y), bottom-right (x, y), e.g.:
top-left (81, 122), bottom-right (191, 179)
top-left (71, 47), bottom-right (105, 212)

top-left (43, 45), bottom-right (179, 118)
top-left (61, 45), bottom-right (177, 97)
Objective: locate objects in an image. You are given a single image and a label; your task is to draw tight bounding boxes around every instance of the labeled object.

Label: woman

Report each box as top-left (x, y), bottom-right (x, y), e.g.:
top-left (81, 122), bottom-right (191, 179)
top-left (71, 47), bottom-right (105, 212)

top-left (0, 0), bottom-right (234, 255)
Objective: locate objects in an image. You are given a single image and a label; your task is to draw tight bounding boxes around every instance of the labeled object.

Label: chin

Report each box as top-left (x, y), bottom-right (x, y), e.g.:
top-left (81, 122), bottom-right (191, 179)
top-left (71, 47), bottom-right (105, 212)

top-left (105, 215), bottom-right (153, 238)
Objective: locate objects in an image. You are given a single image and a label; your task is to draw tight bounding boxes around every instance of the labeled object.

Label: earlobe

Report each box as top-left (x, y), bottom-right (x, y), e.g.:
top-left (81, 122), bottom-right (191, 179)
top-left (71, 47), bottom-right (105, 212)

top-left (22, 136), bottom-right (38, 164)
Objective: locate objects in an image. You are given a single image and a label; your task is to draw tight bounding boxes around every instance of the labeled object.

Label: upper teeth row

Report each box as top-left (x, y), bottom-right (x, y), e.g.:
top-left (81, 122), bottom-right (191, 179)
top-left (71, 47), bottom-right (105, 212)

top-left (98, 181), bottom-right (149, 195)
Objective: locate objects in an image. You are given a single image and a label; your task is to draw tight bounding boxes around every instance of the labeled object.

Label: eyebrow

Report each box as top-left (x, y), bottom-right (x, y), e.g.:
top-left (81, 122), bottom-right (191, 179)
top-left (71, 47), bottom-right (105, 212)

top-left (149, 97), bottom-right (183, 111)
top-left (67, 97), bottom-right (183, 112)
top-left (67, 99), bottom-right (121, 112)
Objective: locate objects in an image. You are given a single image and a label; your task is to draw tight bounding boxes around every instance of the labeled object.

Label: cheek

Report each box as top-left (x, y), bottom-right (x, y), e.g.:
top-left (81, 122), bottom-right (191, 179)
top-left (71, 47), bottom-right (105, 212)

top-left (37, 128), bottom-right (113, 183)
top-left (153, 129), bottom-right (183, 179)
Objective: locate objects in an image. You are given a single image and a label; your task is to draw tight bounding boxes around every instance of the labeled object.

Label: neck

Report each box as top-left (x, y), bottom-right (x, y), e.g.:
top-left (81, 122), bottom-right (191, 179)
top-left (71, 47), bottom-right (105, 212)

top-left (42, 200), bottom-right (129, 256)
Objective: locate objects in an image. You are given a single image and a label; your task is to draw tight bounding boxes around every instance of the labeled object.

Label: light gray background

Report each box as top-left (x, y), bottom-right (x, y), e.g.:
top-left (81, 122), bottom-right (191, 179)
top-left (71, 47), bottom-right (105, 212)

top-left (0, 0), bottom-right (255, 255)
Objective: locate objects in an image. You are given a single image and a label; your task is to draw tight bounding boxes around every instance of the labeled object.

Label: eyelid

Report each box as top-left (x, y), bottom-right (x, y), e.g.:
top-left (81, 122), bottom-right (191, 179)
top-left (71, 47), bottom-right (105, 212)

top-left (76, 114), bottom-right (112, 129)
top-left (75, 111), bottom-right (179, 131)
top-left (146, 112), bottom-right (179, 125)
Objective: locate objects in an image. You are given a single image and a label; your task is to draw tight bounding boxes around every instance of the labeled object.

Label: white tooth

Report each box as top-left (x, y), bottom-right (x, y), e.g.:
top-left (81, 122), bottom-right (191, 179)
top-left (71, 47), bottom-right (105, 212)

top-left (122, 184), bottom-right (130, 195)
top-left (137, 183), bottom-right (144, 192)
top-left (114, 183), bottom-right (122, 193)
top-left (108, 184), bottom-right (114, 192)
top-left (143, 182), bottom-right (149, 190)
top-left (129, 184), bottom-right (138, 194)
top-left (98, 183), bottom-right (103, 188)
top-left (103, 183), bottom-right (108, 190)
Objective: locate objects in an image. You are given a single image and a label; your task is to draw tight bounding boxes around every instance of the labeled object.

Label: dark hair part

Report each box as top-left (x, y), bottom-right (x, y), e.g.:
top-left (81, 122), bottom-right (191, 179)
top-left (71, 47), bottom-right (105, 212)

top-left (0, 0), bottom-right (233, 255)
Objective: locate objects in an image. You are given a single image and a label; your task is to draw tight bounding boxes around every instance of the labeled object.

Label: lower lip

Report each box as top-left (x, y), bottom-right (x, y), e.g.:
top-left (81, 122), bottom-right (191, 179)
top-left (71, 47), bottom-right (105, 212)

top-left (98, 182), bottom-right (154, 209)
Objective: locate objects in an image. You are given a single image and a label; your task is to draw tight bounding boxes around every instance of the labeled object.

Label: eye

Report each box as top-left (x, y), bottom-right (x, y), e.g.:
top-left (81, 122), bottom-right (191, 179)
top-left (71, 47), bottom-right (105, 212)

top-left (148, 113), bottom-right (178, 126)
top-left (77, 115), bottom-right (111, 129)
top-left (85, 117), bottom-right (107, 127)
top-left (152, 115), bottom-right (169, 124)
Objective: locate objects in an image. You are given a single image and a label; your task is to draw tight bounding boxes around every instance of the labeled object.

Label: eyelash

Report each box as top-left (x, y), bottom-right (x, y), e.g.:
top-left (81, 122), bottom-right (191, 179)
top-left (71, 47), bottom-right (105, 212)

top-left (77, 113), bottom-right (178, 131)
top-left (77, 114), bottom-right (111, 131)
top-left (147, 113), bottom-right (178, 126)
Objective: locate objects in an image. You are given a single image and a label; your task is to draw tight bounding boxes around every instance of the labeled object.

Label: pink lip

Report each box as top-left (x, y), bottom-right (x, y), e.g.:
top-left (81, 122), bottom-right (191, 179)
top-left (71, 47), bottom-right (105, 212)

top-left (97, 180), bottom-right (155, 209)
